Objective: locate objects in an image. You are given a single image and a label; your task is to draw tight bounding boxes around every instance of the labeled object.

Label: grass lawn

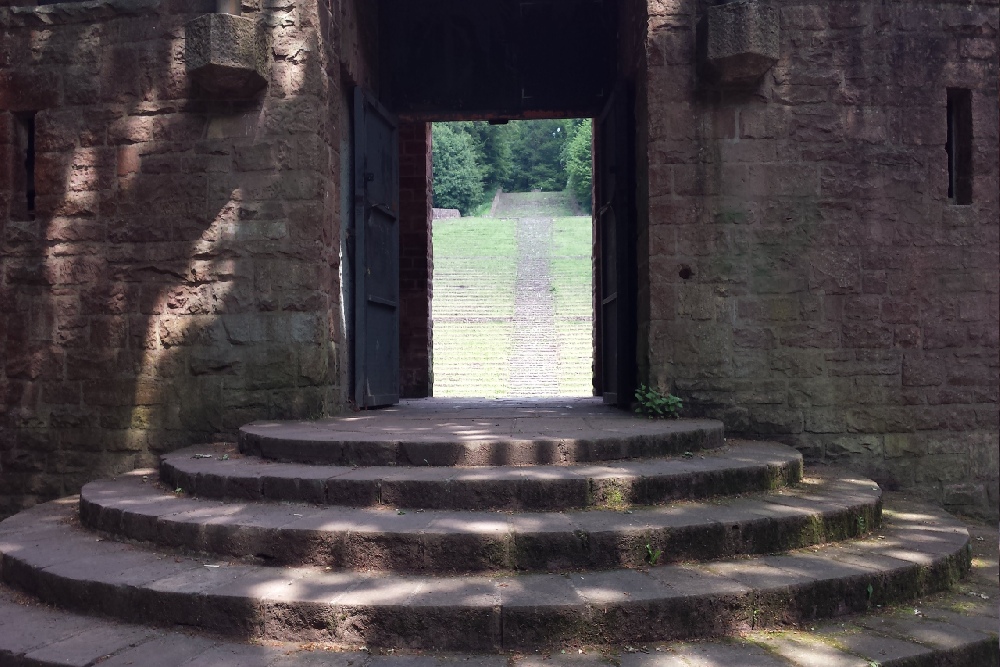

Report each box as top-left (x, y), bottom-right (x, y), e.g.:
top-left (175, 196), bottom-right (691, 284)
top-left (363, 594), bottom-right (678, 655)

top-left (556, 318), bottom-right (593, 395)
top-left (552, 219), bottom-right (592, 314)
top-left (432, 321), bottom-right (514, 397)
top-left (492, 191), bottom-right (578, 218)
top-left (552, 216), bottom-right (593, 396)
top-left (433, 218), bottom-right (517, 258)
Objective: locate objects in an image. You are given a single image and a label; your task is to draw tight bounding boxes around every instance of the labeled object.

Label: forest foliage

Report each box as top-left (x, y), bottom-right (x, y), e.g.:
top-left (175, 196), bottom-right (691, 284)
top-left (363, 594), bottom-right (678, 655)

top-left (431, 119), bottom-right (592, 215)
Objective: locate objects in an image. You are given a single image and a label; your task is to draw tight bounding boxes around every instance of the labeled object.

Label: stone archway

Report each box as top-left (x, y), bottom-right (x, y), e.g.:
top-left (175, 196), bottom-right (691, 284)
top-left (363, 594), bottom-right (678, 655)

top-left (347, 0), bottom-right (641, 406)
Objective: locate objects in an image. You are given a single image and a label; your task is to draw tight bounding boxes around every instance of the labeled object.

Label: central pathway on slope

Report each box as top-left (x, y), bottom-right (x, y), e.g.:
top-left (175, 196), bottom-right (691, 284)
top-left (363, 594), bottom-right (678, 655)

top-left (509, 215), bottom-right (558, 396)
top-left (433, 191), bottom-right (591, 397)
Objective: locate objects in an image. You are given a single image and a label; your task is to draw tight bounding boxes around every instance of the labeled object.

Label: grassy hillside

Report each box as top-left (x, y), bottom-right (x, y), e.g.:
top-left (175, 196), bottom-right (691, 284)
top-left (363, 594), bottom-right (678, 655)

top-left (432, 200), bottom-right (592, 398)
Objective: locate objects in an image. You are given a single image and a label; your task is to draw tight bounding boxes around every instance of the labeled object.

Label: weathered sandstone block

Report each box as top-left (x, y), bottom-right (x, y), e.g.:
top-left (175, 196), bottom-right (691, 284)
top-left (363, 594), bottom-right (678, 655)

top-left (706, 0), bottom-right (779, 84)
top-left (185, 13), bottom-right (268, 96)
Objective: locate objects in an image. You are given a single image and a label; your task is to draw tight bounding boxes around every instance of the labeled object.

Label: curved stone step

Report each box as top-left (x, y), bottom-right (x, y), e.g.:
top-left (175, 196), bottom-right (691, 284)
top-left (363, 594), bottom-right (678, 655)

top-left (0, 498), bottom-right (971, 651)
top-left (80, 469), bottom-right (879, 573)
top-left (2, 595), bottom-right (997, 667)
top-left (1, 584), bottom-right (997, 667)
top-left (161, 440), bottom-right (802, 510)
top-left (2, 513), bottom-right (997, 667)
top-left (238, 399), bottom-right (724, 466)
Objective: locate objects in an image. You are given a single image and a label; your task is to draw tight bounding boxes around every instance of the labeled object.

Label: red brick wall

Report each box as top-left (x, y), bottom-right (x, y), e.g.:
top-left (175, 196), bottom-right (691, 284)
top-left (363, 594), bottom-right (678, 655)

top-left (643, 0), bottom-right (1000, 517)
top-left (398, 122), bottom-right (432, 398)
top-left (0, 0), bottom-right (349, 518)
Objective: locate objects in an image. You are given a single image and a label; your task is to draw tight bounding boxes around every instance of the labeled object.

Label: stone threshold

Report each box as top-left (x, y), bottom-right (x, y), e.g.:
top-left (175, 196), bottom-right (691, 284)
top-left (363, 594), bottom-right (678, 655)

top-left (238, 398), bottom-right (724, 466)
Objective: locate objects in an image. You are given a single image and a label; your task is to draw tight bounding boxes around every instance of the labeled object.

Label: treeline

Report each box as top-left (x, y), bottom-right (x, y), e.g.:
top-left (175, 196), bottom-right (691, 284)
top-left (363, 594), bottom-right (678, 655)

top-left (431, 119), bottom-right (593, 215)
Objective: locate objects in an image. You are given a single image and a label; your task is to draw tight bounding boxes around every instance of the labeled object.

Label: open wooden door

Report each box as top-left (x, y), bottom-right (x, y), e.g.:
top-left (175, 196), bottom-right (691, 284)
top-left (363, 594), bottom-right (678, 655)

top-left (353, 87), bottom-right (400, 408)
top-left (594, 83), bottom-right (636, 408)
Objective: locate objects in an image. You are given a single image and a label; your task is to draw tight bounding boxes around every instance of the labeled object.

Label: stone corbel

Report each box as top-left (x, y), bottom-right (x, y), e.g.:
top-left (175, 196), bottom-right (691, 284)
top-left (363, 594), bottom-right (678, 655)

top-left (185, 2), bottom-right (269, 97)
top-left (706, 0), bottom-right (779, 85)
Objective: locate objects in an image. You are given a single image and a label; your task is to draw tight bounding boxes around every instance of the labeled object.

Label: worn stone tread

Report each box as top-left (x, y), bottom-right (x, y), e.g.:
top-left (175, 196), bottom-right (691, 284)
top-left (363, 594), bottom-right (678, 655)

top-left (161, 440), bottom-right (802, 510)
top-left (79, 469), bottom-right (879, 572)
top-left (0, 498), bottom-right (971, 651)
top-left (237, 399), bottom-right (724, 465)
top-left (0, 572), bottom-right (995, 667)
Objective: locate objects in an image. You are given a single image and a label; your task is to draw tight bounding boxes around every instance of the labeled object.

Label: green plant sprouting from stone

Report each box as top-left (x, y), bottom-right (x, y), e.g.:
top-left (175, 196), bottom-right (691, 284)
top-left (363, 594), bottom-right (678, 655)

top-left (634, 384), bottom-right (683, 418)
top-left (645, 543), bottom-right (663, 566)
top-left (602, 483), bottom-right (627, 511)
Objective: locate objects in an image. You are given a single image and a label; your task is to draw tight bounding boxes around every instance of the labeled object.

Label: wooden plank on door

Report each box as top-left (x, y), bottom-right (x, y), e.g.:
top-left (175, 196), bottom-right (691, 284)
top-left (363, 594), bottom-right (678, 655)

top-left (594, 82), bottom-right (636, 408)
top-left (353, 87), bottom-right (401, 407)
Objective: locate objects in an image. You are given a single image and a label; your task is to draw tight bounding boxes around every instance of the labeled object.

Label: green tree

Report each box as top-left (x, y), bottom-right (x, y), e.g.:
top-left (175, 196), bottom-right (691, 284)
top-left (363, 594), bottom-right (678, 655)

top-left (431, 118), bottom-right (590, 210)
top-left (562, 118), bottom-right (592, 212)
top-left (432, 124), bottom-right (485, 215)
top-left (459, 121), bottom-right (515, 193)
top-left (507, 119), bottom-right (569, 191)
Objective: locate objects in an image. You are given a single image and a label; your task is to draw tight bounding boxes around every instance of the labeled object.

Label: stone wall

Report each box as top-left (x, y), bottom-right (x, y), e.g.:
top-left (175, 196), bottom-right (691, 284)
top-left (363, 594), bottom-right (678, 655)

top-left (0, 0), bottom-right (351, 518)
top-left (643, 0), bottom-right (1000, 517)
top-left (0, 0), bottom-right (996, 523)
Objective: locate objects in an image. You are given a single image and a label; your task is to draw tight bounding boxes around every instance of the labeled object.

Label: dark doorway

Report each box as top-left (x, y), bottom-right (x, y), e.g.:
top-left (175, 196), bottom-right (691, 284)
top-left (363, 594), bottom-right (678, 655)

top-left (380, 0), bottom-right (615, 121)
top-left (349, 0), bottom-right (636, 408)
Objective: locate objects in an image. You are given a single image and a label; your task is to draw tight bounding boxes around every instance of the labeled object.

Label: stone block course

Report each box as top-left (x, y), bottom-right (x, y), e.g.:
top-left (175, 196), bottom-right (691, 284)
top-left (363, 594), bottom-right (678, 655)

top-left (645, 0), bottom-right (999, 519)
top-left (0, 0), bottom-right (352, 518)
top-left (0, 0), bottom-right (996, 526)
top-left (0, 492), bottom-right (973, 652)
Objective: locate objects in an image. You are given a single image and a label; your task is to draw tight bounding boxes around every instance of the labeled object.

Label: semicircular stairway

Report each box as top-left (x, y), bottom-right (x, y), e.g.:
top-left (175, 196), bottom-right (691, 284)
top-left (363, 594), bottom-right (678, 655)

top-left (0, 399), bottom-right (996, 666)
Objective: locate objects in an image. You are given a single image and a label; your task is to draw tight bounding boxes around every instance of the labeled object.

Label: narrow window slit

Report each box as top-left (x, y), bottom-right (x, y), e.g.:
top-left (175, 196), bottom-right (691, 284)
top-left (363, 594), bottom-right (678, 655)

top-left (14, 112), bottom-right (37, 221)
top-left (946, 88), bottom-right (973, 205)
